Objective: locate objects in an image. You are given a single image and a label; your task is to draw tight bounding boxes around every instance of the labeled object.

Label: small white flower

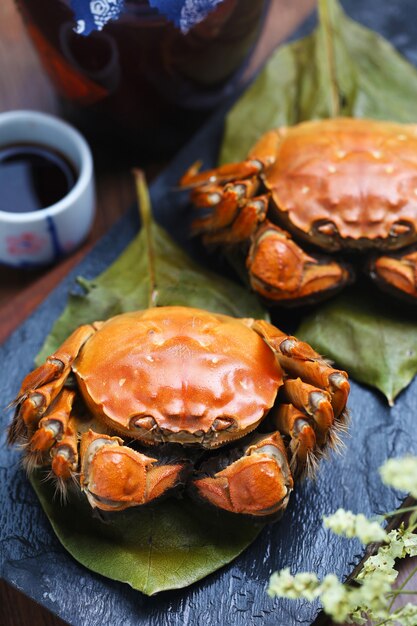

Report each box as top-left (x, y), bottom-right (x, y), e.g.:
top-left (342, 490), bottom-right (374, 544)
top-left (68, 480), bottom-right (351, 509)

top-left (268, 568), bottom-right (320, 601)
top-left (379, 456), bottom-right (417, 497)
top-left (346, 609), bottom-right (367, 624)
top-left (324, 509), bottom-right (388, 544)
top-left (389, 602), bottom-right (417, 626)
top-left (355, 572), bottom-right (391, 614)
top-left (385, 527), bottom-right (408, 559)
top-left (318, 575), bottom-right (357, 623)
top-left (355, 548), bottom-right (397, 583)
top-left (403, 531), bottom-right (417, 556)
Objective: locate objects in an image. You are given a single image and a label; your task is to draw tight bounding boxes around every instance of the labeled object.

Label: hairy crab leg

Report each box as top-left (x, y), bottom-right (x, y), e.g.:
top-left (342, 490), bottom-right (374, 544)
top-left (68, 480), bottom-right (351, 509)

top-left (247, 318), bottom-right (349, 458)
top-left (8, 324), bottom-right (97, 444)
top-left (192, 432), bottom-right (293, 518)
top-left (192, 178), bottom-right (260, 235)
top-left (281, 378), bottom-right (335, 447)
top-left (80, 431), bottom-right (186, 512)
top-left (250, 319), bottom-right (350, 418)
top-left (29, 388), bottom-right (76, 456)
top-left (180, 158), bottom-right (264, 188)
top-left (201, 196), bottom-right (269, 245)
top-left (247, 221), bottom-right (352, 305)
top-left (370, 248), bottom-right (417, 301)
top-left (51, 415), bottom-right (79, 481)
top-left (272, 403), bottom-right (317, 477)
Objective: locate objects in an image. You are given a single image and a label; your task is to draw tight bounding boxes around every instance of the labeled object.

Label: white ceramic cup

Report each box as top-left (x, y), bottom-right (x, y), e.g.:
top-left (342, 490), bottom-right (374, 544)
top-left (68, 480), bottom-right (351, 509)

top-left (0, 110), bottom-right (95, 268)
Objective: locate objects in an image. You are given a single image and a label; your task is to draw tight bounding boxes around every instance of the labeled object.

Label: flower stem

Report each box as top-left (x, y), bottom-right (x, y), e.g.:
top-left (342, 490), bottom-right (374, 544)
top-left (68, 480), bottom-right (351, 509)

top-left (382, 505), bottom-right (417, 519)
top-left (388, 562), bottom-right (417, 611)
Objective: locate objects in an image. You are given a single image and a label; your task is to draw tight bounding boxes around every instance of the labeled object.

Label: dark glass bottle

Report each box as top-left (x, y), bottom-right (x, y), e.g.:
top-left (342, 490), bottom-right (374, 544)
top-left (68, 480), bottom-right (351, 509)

top-left (16, 0), bottom-right (266, 157)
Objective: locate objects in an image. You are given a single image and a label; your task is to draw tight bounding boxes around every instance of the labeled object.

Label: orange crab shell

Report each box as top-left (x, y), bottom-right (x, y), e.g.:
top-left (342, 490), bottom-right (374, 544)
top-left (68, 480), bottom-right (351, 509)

top-left (73, 307), bottom-right (283, 447)
top-left (255, 118), bottom-right (417, 250)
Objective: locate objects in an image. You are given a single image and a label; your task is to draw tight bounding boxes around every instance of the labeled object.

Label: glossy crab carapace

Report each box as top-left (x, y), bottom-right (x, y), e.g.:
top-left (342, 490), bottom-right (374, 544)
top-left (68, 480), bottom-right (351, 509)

top-left (9, 306), bottom-right (349, 519)
top-left (181, 118), bottom-right (417, 305)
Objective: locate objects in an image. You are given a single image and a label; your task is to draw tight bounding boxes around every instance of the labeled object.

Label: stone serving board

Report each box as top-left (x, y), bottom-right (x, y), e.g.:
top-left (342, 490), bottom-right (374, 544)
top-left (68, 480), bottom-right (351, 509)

top-left (2, 2), bottom-right (417, 624)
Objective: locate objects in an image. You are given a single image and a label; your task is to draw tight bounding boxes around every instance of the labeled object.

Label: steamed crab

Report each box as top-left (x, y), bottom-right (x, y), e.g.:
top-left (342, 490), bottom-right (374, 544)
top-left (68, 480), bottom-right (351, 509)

top-left (181, 118), bottom-right (417, 304)
top-left (9, 306), bottom-right (349, 519)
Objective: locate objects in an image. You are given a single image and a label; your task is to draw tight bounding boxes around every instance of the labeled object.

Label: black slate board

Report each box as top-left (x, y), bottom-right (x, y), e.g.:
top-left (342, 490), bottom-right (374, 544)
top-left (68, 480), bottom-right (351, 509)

top-left (2, 2), bottom-right (417, 624)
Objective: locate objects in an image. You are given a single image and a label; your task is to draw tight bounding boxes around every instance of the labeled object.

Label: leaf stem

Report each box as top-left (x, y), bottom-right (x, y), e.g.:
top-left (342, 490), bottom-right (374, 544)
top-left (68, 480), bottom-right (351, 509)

top-left (318, 0), bottom-right (340, 116)
top-left (133, 169), bottom-right (158, 308)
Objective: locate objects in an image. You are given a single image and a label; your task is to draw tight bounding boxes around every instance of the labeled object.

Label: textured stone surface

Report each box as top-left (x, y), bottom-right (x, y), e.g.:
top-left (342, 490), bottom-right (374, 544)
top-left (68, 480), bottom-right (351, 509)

top-left (2, 2), bottom-right (417, 624)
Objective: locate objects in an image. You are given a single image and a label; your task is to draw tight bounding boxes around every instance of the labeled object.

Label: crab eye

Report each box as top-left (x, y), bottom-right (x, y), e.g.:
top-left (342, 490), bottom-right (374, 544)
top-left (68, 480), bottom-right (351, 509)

top-left (315, 221), bottom-right (338, 237)
top-left (131, 415), bottom-right (157, 431)
top-left (390, 222), bottom-right (413, 237)
top-left (212, 417), bottom-right (236, 432)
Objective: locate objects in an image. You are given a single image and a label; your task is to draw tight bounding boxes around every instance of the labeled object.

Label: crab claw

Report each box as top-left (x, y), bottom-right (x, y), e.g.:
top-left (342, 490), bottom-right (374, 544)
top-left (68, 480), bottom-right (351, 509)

top-left (370, 248), bottom-right (417, 301)
top-left (247, 221), bottom-right (353, 305)
top-left (80, 431), bottom-right (185, 511)
top-left (192, 432), bottom-right (293, 518)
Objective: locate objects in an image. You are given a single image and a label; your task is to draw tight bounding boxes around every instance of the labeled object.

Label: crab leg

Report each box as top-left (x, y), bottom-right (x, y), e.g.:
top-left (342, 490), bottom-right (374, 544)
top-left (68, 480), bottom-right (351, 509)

top-left (247, 221), bottom-right (352, 305)
top-left (80, 431), bottom-right (186, 512)
top-left (181, 129), bottom-right (282, 188)
top-left (8, 324), bottom-right (97, 444)
top-left (192, 431), bottom-right (293, 518)
top-left (370, 248), bottom-right (417, 301)
top-left (250, 319), bottom-right (350, 418)
top-left (51, 415), bottom-right (79, 481)
top-left (180, 159), bottom-right (264, 188)
top-left (192, 178), bottom-right (260, 235)
top-left (280, 379), bottom-right (334, 446)
top-left (201, 196), bottom-right (269, 245)
top-left (247, 318), bottom-right (348, 467)
top-left (272, 404), bottom-right (317, 477)
top-left (29, 388), bottom-right (76, 455)
top-left (23, 389), bottom-right (81, 479)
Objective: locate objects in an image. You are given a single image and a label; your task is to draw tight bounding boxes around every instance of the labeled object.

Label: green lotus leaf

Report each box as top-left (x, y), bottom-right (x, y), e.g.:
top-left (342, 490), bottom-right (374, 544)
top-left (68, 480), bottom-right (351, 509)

top-left (297, 286), bottom-right (417, 405)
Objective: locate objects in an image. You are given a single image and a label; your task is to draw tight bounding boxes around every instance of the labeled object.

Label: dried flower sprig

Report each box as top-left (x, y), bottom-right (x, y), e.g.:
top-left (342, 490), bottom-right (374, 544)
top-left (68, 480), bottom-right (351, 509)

top-left (268, 456), bottom-right (417, 625)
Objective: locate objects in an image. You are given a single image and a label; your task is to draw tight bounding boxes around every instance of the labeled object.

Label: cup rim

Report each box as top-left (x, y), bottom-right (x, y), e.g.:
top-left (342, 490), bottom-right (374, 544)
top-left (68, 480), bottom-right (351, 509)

top-left (0, 110), bottom-right (93, 224)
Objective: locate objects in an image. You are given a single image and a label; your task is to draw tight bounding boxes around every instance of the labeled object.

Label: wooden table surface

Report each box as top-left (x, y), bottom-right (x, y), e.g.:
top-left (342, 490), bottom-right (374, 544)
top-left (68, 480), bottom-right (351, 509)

top-left (0, 1), bottom-right (318, 625)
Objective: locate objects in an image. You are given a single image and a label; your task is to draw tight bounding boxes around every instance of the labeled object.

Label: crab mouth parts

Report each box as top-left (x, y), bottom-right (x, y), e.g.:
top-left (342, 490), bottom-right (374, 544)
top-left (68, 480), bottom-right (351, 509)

top-left (129, 415), bottom-right (261, 448)
top-left (308, 222), bottom-right (417, 252)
